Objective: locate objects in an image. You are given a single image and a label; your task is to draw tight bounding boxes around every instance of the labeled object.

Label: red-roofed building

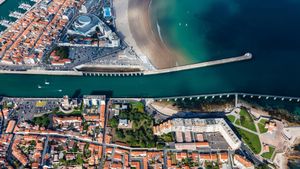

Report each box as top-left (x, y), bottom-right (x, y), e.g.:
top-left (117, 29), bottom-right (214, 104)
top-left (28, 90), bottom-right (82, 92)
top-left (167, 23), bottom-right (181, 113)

top-left (5, 120), bottom-right (16, 133)
top-left (234, 155), bottom-right (254, 169)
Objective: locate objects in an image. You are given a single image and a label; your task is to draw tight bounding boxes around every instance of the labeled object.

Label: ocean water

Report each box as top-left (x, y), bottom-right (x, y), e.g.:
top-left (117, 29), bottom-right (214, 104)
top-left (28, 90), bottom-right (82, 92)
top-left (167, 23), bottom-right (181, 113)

top-left (151, 0), bottom-right (300, 64)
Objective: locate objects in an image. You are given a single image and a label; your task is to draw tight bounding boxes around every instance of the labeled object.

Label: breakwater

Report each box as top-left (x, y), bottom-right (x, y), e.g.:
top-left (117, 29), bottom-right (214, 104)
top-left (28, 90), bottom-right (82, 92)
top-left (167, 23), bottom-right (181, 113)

top-left (145, 53), bottom-right (252, 75)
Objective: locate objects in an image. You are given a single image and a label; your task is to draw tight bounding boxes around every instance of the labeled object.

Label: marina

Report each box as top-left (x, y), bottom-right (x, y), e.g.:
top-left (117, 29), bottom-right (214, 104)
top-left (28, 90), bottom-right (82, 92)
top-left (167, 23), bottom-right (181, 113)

top-left (0, 19), bottom-right (11, 27)
top-left (18, 3), bottom-right (32, 10)
top-left (9, 11), bottom-right (24, 19)
top-left (0, 0), bottom-right (36, 32)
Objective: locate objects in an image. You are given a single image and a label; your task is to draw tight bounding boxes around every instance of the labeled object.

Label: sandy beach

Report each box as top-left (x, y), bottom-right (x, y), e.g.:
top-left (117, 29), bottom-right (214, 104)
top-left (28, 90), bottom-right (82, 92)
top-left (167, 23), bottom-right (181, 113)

top-left (114, 0), bottom-right (185, 69)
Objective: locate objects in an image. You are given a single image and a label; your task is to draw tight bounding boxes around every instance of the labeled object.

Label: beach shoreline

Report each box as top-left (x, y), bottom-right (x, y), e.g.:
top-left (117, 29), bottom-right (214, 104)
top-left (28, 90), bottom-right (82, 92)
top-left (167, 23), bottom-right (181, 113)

top-left (115, 0), bottom-right (187, 69)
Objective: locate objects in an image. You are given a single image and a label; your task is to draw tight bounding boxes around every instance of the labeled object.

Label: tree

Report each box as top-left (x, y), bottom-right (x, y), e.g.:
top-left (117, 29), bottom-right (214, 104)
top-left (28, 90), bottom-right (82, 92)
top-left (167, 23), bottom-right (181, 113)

top-left (159, 133), bottom-right (173, 142)
top-left (108, 117), bottom-right (118, 128)
top-left (75, 154), bottom-right (84, 165)
top-left (32, 115), bottom-right (50, 127)
top-left (95, 26), bottom-right (100, 33)
top-left (30, 140), bottom-right (37, 146)
top-left (116, 129), bottom-right (125, 139)
top-left (256, 163), bottom-right (270, 169)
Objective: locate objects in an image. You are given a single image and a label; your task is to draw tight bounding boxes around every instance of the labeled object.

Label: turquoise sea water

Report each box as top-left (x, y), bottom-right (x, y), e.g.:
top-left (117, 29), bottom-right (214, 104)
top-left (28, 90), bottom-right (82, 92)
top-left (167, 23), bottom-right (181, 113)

top-left (151, 0), bottom-right (300, 63)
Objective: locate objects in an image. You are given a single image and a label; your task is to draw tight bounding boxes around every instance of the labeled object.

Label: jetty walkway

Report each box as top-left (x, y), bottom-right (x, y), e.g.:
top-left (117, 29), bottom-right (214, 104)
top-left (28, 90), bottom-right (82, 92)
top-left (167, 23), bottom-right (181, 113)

top-left (144, 53), bottom-right (252, 75)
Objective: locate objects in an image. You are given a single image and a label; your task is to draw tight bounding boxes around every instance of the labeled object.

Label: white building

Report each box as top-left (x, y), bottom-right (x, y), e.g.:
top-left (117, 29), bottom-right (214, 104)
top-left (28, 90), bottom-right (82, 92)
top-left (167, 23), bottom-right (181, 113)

top-left (153, 118), bottom-right (242, 150)
top-left (119, 119), bottom-right (128, 127)
top-left (67, 13), bottom-right (120, 48)
top-left (282, 127), bottom-right (300, 144)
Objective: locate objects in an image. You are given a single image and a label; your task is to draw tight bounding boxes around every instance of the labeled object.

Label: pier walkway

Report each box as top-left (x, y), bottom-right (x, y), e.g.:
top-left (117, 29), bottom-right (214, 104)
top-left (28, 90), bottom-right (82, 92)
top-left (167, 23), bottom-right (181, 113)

top-left (144, 53), bottom-right (253, 75)
top-left (152, 92), bottom-right (300, 106)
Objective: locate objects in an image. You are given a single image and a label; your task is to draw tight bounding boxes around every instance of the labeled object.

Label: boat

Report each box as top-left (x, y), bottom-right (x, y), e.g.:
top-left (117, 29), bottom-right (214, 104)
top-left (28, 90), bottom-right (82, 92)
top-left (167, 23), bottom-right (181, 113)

top-left (9, 11), bottom-right (23, 19)
top-left (0, 0), bottom-right (6, 6)
top-left (0, 20), bottom-right (11, 28)
top-left (58, 89), bottom-right (62, 92)
top-left (38, 85), bottom-right (42, 89)
top-left (18, 3), bottom-right (32, 10)
top-left (45, 81), bottom-right (50, 85)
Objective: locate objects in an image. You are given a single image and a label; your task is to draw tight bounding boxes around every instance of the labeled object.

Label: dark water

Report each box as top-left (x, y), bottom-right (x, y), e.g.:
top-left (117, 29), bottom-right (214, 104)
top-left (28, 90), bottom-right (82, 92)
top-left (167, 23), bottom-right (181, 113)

top-left (288, 159), bottom-right (300, 169)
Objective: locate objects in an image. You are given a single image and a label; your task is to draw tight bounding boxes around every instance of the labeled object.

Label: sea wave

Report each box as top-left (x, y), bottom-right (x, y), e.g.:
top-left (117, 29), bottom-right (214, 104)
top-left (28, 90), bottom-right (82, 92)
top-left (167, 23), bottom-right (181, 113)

top-left (156, 22), bottom-right (165, 44)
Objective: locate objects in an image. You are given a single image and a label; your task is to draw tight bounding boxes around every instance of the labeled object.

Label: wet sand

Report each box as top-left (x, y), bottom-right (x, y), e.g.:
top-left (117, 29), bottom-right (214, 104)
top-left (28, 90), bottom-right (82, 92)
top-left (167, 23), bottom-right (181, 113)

top-left (124, 0), bottom-right (186, 69)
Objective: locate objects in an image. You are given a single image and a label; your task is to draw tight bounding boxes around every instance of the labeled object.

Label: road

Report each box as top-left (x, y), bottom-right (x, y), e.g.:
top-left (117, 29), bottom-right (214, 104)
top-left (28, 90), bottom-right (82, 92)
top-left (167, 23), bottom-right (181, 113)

top-left (41, 135), bottom-right (49, 166)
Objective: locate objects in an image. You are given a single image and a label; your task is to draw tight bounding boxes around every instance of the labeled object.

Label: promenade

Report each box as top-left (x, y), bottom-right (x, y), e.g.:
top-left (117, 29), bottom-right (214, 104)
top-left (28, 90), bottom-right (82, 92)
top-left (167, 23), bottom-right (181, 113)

top-left (0, 69), bottom-right (83, 76)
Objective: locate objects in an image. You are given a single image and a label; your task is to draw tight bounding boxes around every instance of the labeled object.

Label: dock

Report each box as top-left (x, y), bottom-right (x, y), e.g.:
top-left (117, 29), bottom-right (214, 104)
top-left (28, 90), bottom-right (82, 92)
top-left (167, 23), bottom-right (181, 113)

top-left (9, 11), bottom-right (24, 19)
top-left (0, 20), bottom-right (11, 28)
top-left (144, 53), bottom-right (253, 75)
top-left (18, 3), bottom-right (32, 10)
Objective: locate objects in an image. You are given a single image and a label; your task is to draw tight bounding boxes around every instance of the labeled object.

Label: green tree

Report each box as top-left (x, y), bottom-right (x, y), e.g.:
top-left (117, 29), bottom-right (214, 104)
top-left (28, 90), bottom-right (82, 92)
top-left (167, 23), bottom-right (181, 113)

top-left (116, 129), bottom-right (125, 139)
top-left (108, 117), bottom-right (118, 128)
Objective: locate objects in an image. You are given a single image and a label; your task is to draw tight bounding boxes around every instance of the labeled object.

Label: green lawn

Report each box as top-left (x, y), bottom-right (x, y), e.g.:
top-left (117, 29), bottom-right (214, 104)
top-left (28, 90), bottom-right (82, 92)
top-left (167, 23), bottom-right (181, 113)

top-left (55, 110), bottom-right (82, 116)
top-left (237, 109), bottom-right (257, 132)
top-left (130, 101), bottom-right (144, 113)
top-left (258, 119), bottom-right (269, 134)
top-left (226, 115), bottom-right (236, 123)
top-left (237, 128), bottom-right (261, 154)
top-left (261, 146), bottom-right (275, 159)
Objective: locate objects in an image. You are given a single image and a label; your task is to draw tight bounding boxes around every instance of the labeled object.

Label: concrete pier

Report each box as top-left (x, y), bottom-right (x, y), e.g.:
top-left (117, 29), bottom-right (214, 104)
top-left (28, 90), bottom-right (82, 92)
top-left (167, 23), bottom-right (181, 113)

top-left (144, 53), bottom-right (252, 75)
top-left (154, 93), bottom-right (300, 106)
